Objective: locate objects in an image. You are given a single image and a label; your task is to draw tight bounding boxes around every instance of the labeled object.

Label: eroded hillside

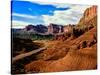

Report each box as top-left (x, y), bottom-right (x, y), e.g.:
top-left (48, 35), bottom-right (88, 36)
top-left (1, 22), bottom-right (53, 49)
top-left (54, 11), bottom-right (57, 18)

top-left (12, 6), bottom-right (97, 74)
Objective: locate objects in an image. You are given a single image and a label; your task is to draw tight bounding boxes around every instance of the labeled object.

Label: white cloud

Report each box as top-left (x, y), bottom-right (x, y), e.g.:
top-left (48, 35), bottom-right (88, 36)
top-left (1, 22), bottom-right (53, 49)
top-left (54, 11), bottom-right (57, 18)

top-left (42, 5), bottom-right (92, 25)
top-left (30, 1), bottom-right (91, 9)
top-left (12, 13), bottom-right (36, 19)
top-left (12, 2), bottom-right (92, 27)
top-left (30, 1), bottom-right (69, 8)
top-left (12, 20), bottom-right (33, 28)
top-left (29, 1), bottom-right (92, 25)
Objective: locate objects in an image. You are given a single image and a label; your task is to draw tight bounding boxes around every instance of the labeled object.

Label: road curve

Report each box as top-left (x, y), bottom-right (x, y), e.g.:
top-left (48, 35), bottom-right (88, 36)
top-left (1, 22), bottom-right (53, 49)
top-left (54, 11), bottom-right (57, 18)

top-left (12, 47), bottom-right (46, 64)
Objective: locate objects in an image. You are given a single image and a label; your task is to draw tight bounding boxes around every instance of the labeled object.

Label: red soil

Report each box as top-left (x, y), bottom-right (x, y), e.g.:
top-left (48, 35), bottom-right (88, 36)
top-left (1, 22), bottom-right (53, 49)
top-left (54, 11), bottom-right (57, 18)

top-left (24, 27), bottom-right (97, 73)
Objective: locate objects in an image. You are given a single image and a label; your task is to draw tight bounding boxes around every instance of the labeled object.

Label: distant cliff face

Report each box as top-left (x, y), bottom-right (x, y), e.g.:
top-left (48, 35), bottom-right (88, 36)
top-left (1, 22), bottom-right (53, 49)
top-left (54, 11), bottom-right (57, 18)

top-left (25, 24), bottom-right (64, 34)
top-left (48, 23), bottom-right (63, 34)
top-left (63, 24), bottom-right (75, 33)
top-left (24, 24), bottom-right (48, 33)
top-left (79, 5), bottom-right (97, 26)
top-left (25, 25), bottom-right (35, 31)
top-left (12, 6), bottom-right (97, 37)
top-left (54, 5), bottom-right (97, 40)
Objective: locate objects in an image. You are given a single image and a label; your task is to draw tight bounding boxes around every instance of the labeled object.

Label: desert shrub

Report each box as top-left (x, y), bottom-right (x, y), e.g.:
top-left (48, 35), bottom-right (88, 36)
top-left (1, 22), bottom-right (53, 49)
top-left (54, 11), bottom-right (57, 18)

top-left (72, 27), bottom-right (85, 38)
top-left (71, 24), bottom-right (94, 38)
top-left (82, 41), bottom-right (87, 48)
top-left (31, 34), bottom-right (54, 40)
top-left (54, 33), bottom-right (71, 41)
top-left (88, 40), bottom-right (96, 47)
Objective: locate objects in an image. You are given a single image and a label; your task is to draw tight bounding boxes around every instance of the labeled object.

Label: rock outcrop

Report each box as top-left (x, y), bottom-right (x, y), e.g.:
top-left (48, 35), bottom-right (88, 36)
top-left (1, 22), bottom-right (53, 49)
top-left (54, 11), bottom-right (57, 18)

top-left (48, 23), bottom-right (64, 34)
top-left (63, 24), bottom-right (75, 33)
top-left (12, 5), bottom-right (97, 74)
top-left (79, 5), bottom-right (97, 26)
top-left (24, 24), bottom-right (48, 33)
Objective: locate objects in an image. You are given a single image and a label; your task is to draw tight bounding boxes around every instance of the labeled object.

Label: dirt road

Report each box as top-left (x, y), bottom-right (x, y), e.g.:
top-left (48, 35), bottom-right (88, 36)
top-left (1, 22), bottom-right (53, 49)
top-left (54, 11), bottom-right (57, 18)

top-left (12, 47), bottom-right (47, 63)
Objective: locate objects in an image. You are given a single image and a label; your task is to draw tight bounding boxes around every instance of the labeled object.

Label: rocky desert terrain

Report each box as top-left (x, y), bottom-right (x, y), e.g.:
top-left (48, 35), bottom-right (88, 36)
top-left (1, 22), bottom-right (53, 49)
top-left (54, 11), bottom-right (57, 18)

top-left (11, 5), bottom-right (97, 74)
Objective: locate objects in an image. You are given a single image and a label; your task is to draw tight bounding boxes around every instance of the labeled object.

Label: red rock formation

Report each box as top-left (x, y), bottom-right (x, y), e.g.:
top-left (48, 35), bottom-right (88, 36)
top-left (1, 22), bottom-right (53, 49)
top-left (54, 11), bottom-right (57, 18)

top-left (24, 27), bottom-right (97, 73)
top-left (48, 24), bottom-right (54, 34)
top-left (79, 5), bottom-right (97, 25)
top-left (47, 23), bottom-right (63, 34)
top-left (63, 24), bottom-right (75, 33)
top-left (84, 6), bottom-right (97, 19)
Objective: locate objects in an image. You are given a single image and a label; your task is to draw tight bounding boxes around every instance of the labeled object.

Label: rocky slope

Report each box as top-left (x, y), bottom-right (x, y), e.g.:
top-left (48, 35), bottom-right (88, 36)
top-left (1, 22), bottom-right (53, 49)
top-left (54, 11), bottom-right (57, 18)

top-left (55, 5), bottom-right (97, 40)
top-left (12, 5), bottom-right (97, 74)
top-left (23, 6), bottom-right (97, 73)
top-left (79, 5), bottom-right (97, 26)
top-left (24, 26), bottom-right (97, 73)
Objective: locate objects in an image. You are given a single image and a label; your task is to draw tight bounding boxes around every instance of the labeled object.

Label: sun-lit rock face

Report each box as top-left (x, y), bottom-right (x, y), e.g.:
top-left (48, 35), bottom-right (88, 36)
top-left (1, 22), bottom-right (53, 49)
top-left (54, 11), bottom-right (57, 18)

top-left (79, 5), bottom-right (97, 25)
top-left (48, 23), bottom-right (64, 34)
top-left (63, 24), bottom-right (75, 33)
top-left (84, 6), bottom-right (97, 19)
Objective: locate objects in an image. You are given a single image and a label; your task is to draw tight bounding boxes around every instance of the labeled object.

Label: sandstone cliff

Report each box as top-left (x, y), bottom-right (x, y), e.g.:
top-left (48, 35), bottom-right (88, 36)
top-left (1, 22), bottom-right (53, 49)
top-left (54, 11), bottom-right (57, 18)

top-left (79, 5), bottom-right (97, 26)
top-left (48, 23), bottom-right (64, 34)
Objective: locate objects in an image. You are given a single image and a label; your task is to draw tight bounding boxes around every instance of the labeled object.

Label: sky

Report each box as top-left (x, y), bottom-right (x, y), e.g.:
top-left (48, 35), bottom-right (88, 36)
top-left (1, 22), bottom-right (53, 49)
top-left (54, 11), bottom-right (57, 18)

top-left (11, 0), bottom-right (92, 28)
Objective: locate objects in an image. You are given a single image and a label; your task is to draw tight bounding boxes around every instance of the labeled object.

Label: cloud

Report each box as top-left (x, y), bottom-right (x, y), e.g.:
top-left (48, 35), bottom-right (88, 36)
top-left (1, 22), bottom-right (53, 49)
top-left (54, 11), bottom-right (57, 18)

top-left (30, 1), bottom-right (69, 8)
top-left (42, 4), bottom-right (92, 25)
top-left (12, 13), bottom-right (36, 19)
top-left (29, 1), bottom-right (91, 25)
top-left (12, 13), bottom-right (45, 27)
top-left (12, 20), bottom-right (32, 28)
top-left (12, 2), bottom-right (92, 28)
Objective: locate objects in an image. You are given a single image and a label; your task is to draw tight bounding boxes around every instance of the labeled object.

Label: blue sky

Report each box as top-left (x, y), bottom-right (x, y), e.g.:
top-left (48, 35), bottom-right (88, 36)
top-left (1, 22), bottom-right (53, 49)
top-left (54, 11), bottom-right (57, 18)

top-left (11, 1), bottom-right (91, 28)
